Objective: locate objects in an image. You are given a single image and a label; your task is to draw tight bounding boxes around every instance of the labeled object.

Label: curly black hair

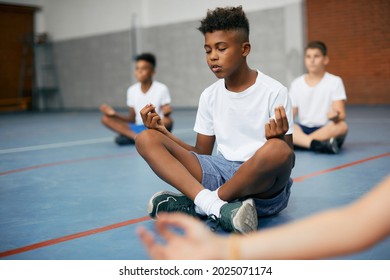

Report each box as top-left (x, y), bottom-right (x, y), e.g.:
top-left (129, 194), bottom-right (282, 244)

top-left (135, 53), bottom-right (156, 68)
top-left (198, 6), bottom-right (249, 41)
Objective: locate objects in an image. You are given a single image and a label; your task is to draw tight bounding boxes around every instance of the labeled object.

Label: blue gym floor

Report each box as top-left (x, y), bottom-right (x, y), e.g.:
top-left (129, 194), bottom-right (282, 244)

top-left (0, 106), bottom-right (389, 260)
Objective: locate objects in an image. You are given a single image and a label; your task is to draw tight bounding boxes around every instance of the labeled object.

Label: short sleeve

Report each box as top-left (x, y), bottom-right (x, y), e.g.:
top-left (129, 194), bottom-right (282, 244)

top-left (160, 85), bottom-right (172, 105)
top-left (288, 79), bottom-right (299, 108)
top-left (126, 86), bottom-right (134, 108)
top-left (193, 91), bottom-right (214, 136)
top-left (332, 77), bottom-right (347, 101)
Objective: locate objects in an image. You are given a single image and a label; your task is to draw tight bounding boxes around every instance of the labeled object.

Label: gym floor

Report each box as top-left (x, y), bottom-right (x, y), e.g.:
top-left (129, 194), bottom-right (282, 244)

top-left (0, 105), bottom-right (389, 260)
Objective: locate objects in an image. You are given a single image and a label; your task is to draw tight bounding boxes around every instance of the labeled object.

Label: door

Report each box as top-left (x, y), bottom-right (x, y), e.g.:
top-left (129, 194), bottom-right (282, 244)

top-left (0, 3), bottom-right (39, 111)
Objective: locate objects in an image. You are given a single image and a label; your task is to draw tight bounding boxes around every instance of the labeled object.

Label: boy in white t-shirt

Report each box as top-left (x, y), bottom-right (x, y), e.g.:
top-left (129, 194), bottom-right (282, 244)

top-left (135, 6), bottom-right (295, 233)
top-left (289, 41), bottom-right (348, 154)
top-left (100, 53), bottom-right (173, 145)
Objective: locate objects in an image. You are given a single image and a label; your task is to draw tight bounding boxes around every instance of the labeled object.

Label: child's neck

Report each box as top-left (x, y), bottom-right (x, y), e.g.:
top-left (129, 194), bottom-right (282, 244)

top-left (225, 66), bottom-right (257, 92)
top-left (305, 70), bottom-right (326, 87)
top-left (141, 80), bottom-right (153, 93)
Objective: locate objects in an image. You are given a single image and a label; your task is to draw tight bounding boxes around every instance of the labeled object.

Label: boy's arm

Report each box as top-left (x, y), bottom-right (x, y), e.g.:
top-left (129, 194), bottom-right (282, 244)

top-left (138, 176), bottom-right (390, 260)
top-left (161, 104), bottom-right (173, 118)
top-left (241, 175), bottom-right (390, 259)
top-left (113, 107), bottom-right (135, 123)
top-left (164, 132), bottom-right (215, 155)
top-left (328, 100), bottom-right (346, 122)
top-left (100, 103), bottom-right (134, 122)
top-left (128, 107), bottom-right (136, 123)
top-left (140, 103), bottom-right (215, 154)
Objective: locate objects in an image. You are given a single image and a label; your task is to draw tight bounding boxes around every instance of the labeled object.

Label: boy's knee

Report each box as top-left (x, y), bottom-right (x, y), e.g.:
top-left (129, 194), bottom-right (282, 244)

top-left (340, 121), bottom-right (349, 134)
top-left (135, 129), bottom-right (159, 153)
top-left (261, 138), bottom-right (294, 163)
top-left (275, 139), bottom-right (294, 159)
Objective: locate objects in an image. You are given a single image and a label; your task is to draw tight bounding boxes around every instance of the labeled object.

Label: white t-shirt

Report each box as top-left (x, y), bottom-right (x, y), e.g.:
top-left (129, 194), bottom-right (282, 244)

top-left (289, 72), bottom-right (346, 127)
top-left (126, 80), bottom-right (171, 125)
top-left (194, 70), bottom-right (293, 162)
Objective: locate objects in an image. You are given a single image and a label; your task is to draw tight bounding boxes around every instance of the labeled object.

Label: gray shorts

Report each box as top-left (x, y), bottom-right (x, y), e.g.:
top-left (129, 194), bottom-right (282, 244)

top-left (192, 152), bottom-right (293, 217)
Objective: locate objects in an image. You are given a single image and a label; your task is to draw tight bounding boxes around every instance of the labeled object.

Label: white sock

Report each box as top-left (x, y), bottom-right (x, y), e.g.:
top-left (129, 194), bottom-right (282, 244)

top-left (194, 189), bottom-right (227, 217)
top-left (195, 205), bottom-right (206, 216)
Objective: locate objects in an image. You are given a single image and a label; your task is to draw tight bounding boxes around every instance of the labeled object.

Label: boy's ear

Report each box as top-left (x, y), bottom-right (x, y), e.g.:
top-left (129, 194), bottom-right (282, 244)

top-left (324, 55), bottom-right (330, 65)
top-left (242, 42), bottom-right (251, 57)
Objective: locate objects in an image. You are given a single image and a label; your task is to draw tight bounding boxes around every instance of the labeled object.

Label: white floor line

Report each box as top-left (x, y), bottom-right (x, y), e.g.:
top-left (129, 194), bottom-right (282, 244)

top-left (0, 138), bottom-right (113, 154)
top-left (0, 128), bottom-right (193, 154)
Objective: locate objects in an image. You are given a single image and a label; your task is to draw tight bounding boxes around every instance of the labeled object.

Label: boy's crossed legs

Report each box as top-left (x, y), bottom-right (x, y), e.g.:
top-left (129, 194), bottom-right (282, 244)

top-left (101, 115), bottom-right (138, 144)
top-left (136, 129), bottom-right (294, 233)
top-left (293, 121), bottom-right (348, 153)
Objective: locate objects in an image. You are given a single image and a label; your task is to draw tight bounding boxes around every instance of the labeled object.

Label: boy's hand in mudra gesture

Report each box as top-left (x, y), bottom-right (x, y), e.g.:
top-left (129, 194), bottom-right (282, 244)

top-left (137, 213), bottom-right (227, 260)
top-left (140, 103), bottom-right (168, 134)
top-left (265, 106), bottom-right (289, 140)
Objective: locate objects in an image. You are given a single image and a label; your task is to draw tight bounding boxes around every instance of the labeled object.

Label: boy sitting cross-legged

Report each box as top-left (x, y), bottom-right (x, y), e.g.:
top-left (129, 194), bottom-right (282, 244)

top-left (136, 6), bottom-right (295, 234)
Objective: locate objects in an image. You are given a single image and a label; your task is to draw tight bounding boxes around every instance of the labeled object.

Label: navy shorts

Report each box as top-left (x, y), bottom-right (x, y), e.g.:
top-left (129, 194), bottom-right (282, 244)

top-left (299, 124), bottom-right (322, 135)
top-left (192, 152), bottom-right (293, 217)
top-left (128, 123), bottom-right (147, 134)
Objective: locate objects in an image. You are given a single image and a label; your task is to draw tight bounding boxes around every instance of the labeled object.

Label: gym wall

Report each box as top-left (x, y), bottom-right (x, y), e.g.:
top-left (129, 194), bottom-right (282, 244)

top-left (53, 2), bottom-right (304, 109)
top-left (306, 0), bottom-right (390, 104)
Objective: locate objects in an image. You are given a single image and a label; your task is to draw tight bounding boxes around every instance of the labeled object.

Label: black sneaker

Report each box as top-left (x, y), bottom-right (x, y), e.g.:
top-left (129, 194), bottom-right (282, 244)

top-left (335, 134), bottom-right (347, 148)
top-left (218, 198), bottom-right (258, 234)
top-left (322, 138), bottom-right (340, 154)
top-left (147, 191), bottom-right (197, 219)
top-left (114, 135), bottom-right (135, 145)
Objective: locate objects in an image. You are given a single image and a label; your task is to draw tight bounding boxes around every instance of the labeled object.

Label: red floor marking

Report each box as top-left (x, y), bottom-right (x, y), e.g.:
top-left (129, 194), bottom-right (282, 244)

top-left (0, 152), bottom-right (389, 258)
top-left (293, 152), bottom-right (390, 182)
top-left (0, 153), bottom-right (133, 176)
top-left (0, 216), bottom-right (150, 258)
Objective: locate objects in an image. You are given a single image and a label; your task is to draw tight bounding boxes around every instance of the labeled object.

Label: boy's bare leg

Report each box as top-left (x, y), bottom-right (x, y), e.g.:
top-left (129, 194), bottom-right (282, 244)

top-left (218, 138), bottom-right (294, 202)
top-left (135, 129), bottom-right (204, 200)
top-left (101, 115), bottom-right (137, 140)
top-left (292, 124), bottom-right (312, 148)
top-left (309, 121), bottom-right (348, 140)
top-left (137, 129), bottom-right (261, 233)
top-left (137, 131), bottom-right (294, 203)
top-left (293, 122), bottom-right (348, 149)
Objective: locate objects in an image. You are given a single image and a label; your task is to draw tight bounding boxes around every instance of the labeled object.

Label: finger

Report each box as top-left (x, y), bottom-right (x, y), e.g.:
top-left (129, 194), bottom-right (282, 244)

top-left (274, 106), bottom-right (281, 122)
top-left (279, 106), bottom-right (288, 131)
top-left (137, 227), bottom-right (166, 259)
top-left (269, 118), bottom-right (277, 132)
top-left (150, 106), bottom-right (157, 114)
top-left (141, 104), bottom-right (154, 114)
top-left (144, 104), bottom-right (156, 114)
top-left (155, 217), bottom-right (181, 242)
top-left (145, 111), bottom-right (157, 122)
top-left (140, 104), bottom-right (154, 122)
top-left (265, 121), bottom-right (273, 139)
top-left (100, 104), bottom-right (109, 113)
top-left (274, 106), bottom-right (284, 131)
top-left (148, 114), bottom-right (161, 128)
top-left (107, 106), bottom-right (115, 115)
top-left (158, 213), bottom-right (205, 238)
top-left (137, 226), bottom-right (155, 247)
